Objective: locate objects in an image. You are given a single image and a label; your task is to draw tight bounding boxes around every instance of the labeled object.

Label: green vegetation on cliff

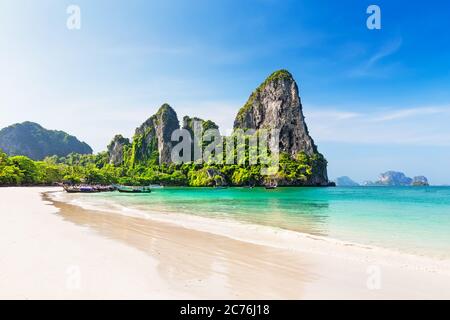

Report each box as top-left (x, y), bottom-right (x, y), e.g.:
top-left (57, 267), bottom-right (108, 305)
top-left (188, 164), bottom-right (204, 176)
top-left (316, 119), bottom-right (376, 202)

top-left (0, 122), bottom-right (92, 160)
top-left (0, 71), bottom-right (329, 187)
top-left (236, 70), bottom-right (294, 124)
top-left (0, 146), bottom-right (327, 187)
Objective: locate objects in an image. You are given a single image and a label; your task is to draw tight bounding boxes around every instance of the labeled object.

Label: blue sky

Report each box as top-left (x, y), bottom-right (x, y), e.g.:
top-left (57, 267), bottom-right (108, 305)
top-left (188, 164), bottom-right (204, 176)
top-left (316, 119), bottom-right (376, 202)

top-left (1, 0), bottom-right (450, 183)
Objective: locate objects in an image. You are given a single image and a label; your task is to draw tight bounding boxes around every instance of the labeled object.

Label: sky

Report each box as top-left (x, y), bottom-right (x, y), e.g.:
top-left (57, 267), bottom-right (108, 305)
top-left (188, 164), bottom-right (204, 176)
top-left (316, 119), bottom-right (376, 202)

top-left (1, 0), bottom-right (450, 184)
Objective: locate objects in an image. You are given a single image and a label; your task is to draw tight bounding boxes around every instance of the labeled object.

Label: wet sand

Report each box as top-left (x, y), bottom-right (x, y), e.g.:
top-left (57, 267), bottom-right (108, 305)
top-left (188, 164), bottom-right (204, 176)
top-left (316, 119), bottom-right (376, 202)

top-left (45, 192), bottom-right (315, 299)
top-left (2, 187), bottom-right (450, 299)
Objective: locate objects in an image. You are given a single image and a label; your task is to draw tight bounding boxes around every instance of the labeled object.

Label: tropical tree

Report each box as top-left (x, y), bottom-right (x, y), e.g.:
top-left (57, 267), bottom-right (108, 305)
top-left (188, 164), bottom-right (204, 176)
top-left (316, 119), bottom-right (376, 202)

top-left (9, 156), bottom-right (39, 184)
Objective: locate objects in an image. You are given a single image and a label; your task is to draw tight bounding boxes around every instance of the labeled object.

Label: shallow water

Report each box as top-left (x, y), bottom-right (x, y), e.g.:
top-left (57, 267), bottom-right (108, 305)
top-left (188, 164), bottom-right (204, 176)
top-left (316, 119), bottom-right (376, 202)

top-left (63, 186), bottom-right (450, 259)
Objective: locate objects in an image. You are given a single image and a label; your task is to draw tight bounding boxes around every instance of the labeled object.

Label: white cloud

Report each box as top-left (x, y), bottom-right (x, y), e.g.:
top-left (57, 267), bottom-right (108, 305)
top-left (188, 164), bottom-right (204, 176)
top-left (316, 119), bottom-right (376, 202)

top-left (305, 106), bottom-right (450, 146)
top-left (307, 110), bottom-right (361, 120)
top-left (371, 107), bottom-right (448, 122)
top-left (348, 37), bottom-right (403, 78)
top-left (367, 38), bottom-right (403, 68)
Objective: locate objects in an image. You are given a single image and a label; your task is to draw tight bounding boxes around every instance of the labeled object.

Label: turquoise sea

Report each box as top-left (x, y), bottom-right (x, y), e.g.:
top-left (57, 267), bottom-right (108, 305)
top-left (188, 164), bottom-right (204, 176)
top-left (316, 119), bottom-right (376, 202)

top-left (72, 187), bottom-right (450, 259)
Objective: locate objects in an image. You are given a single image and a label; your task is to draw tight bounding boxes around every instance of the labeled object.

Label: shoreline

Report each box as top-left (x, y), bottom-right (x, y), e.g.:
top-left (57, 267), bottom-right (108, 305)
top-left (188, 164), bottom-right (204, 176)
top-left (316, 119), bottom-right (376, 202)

top-left (2, 187), bottom-right (450, 299)
top-left (50, 190), bottom-right (450, 274)
top-left (47, 189), bottom-right (450, 299)
top-left (0, 187), bottom-right (177, 299)
top-left (44, 190), bottom-right (315, 299)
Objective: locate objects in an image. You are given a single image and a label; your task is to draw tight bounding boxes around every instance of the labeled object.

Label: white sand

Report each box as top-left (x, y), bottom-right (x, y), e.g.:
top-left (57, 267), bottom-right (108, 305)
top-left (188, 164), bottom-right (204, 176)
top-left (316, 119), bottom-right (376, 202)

top-left (2, 187), bottom-right (450, 299)
top-left (0, 187), bottom-right (180, 299)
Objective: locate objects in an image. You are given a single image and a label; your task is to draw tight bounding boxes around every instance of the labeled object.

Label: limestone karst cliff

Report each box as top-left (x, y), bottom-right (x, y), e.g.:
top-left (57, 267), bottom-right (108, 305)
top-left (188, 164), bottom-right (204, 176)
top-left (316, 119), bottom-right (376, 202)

top-left (234, 70), bottom-right (317, 156)
top-left (233, 70), bottom-right (328, 185)
top-left (133, 104), bottom-right (180, 165)
top-left (107, 135), bottom-right (130, 166)
top-left (106, 70), bottom-right (330, 186)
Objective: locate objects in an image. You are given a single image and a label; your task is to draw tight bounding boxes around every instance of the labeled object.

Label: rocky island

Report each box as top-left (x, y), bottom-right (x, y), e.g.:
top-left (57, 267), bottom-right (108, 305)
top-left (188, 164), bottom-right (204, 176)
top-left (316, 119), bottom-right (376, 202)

top-left (335, 176), bottom-right (360, 187)
top-left (0, 70), bottom-right (330, 187)
top-left (363, 171), bottom-right (430, 186)
top-left (106, 70), bottom-right (329, 187)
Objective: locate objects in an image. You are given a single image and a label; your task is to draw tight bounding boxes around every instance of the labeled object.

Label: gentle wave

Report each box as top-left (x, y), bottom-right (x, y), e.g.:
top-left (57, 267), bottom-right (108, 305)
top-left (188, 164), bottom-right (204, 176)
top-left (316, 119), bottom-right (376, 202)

top-left (48, 190), bottom-right (450, 275)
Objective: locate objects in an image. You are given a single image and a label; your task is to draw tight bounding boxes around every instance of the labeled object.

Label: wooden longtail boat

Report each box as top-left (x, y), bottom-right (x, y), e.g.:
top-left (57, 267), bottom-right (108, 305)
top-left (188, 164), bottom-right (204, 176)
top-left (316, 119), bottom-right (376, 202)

top-left (117, 186), bottom-right (152, 194)
top-left (265, 181), bottom-right (278, 190)
top-left (63, 185), bottom-right (116, 193)
top-left (63, 185), bottom-right (97, 193)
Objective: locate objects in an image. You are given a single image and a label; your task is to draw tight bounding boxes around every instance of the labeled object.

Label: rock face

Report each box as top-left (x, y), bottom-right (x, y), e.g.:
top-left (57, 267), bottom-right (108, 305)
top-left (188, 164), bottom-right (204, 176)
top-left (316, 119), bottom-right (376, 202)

top-left (205, 168), bottom-right (227, 186)
top-left (412, 176), bottom-right (429, 186)
top-left (378, 171), bottom-right (413, 186)
top-left (107, 135), bottom-right (130, 165)
top-left (233, 70), bottom-right (328, 185)
top-left (181, 116), bottom-right (219, 162)
top-left (182, 116), bottom-right (219, 134)
top-left (336, 176), bottom-right (360, 187)
top-left (364, 171), bottom-right (430, 186)
top-left (0, 121), bottom-right (92, 160)
top-left (183, 116), bottom-right (218, 129)
top-left (132, 104), bottom-right (180, 165)
top-left (234, 70), bottom-right (317, 156)
top-left (103, 70), bottom-right (331, 187)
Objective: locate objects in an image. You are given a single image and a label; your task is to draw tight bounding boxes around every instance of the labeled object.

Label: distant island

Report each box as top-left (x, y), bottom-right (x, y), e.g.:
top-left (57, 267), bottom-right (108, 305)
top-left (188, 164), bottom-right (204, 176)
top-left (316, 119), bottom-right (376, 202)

top-left (364, 171), bottom-right (430, 186)
top-left (0, 70), bottom-right (331, 187)
top-left (335, 176), bottom-right (360, 187)
top-left (0, 122), bottom-right (92, 160)
top-left (336, 171), bottom-right (430, 187)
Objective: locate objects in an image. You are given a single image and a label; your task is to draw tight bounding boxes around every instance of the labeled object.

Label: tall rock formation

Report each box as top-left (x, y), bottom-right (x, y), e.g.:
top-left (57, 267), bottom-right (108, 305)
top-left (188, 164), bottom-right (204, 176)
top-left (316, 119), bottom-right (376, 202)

top-left (181, 116), bottom-right (220, 162)
top-left (182, 116), bottom-right (219, 134)
top-left (103, 70), bottom-right (330, 187)
top-left (234, 70), bottom-right (317, 156)
top-left (131, 104), bottom-right (180, 165)
top-left (378, 171), bottom-right (413, 186)
top-left (107, 134), bottom-right (130, 165)
top-left (233, 70), bottom-right (328, 185)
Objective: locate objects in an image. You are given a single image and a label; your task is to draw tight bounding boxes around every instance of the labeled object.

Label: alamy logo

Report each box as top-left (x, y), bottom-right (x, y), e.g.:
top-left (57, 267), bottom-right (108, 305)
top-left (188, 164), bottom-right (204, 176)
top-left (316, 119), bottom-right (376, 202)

top-left (367, 5), bottom-right (381, 30)
top-left (66, 265), bottom-right (82, 290)
top-left (366, 265), bottom-right (382, 290)
top-left (67, 5), bottom-right (81, 30)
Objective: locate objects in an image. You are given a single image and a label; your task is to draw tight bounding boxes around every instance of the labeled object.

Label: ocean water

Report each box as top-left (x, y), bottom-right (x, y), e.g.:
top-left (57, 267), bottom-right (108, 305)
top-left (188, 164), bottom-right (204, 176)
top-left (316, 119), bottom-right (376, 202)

top-left (64, 187), bottom-right (450, 259)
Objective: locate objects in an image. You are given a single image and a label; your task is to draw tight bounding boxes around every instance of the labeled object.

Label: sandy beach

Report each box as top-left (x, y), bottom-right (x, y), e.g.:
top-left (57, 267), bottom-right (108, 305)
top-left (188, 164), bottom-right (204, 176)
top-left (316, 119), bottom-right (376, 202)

top-left (1, 187), bottom-right (450, 299)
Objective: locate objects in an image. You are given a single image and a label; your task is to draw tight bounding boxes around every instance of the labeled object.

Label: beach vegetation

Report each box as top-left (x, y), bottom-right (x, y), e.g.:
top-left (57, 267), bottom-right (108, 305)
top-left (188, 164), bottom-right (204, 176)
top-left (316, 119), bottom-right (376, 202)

top-left (0, 142), bottom-right (325, 187)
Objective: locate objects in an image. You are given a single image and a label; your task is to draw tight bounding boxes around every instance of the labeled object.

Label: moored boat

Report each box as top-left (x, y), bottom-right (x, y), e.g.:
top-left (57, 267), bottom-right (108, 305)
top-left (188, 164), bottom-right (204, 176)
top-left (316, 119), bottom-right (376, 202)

top-left (63, 185), bottom-right (116, 193)
top-left (117, 186), bottom-right (152, 193)
top-left (149, 184), bottom-right (164, 189)
top-left (63, 185), bottom-right (97, 193)
top-left (265, 181), bottom-right (278, 190)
